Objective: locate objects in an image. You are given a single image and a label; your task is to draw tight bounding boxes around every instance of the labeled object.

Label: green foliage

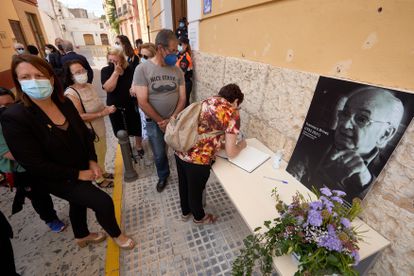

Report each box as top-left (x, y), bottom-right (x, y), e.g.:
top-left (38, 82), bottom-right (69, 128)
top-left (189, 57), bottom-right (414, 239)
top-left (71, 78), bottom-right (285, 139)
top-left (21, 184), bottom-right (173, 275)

top-left (232, 188), bottom-right (362, 275)
top-left (106, 0), bottom-right (120, 34)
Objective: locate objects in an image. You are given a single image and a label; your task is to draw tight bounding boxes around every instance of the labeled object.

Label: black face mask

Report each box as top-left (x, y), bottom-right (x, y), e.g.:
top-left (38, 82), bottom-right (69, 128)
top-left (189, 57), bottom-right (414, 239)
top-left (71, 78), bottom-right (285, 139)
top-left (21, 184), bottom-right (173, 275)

top-left (57, 44), bottom-right (63, 51)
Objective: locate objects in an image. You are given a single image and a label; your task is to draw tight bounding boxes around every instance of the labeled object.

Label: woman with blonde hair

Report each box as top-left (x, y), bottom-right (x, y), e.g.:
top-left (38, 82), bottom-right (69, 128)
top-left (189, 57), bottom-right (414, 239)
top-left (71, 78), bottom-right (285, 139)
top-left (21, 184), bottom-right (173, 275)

top-left (101, 49), bottom-right (143, 154)
top-left (139, 43), bottom-right (157, 63)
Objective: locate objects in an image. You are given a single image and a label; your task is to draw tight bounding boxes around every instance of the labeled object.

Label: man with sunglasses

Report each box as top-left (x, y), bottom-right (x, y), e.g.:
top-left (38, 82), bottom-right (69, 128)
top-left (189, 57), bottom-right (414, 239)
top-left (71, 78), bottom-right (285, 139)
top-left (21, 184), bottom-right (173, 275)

top-left (288, 87), bottom-right (404, 203)
top-left (133, 29), bottom-right (186, 192)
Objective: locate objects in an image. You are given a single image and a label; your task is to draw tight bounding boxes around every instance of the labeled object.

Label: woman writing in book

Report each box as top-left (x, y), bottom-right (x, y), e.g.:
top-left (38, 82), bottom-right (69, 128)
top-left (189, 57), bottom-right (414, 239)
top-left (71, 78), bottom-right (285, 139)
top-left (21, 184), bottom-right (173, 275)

top-left (174, 83), bottom-right (246, 225)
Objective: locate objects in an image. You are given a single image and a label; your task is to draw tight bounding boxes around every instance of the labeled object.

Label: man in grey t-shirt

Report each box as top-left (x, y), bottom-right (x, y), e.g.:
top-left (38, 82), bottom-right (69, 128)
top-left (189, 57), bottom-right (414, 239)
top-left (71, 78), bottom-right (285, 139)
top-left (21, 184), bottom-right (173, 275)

top-left (133, 29), bottom-right (186, 192)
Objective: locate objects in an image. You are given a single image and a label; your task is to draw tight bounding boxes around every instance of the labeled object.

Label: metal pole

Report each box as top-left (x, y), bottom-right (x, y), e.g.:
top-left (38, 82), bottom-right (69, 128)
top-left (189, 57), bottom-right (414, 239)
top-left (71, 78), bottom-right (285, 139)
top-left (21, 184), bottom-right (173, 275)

top-left (117, 130), bottom-right (138, 182)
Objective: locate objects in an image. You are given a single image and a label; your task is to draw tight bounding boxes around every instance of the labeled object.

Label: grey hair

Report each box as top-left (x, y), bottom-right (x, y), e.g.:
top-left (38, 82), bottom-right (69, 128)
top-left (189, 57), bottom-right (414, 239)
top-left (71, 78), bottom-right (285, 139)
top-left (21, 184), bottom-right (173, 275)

top-left (346, 86), bottom-right (404, 129)
top-left (155, 29), bottom-right (177, 48)
top-left (62, 40), bottom-right (74, 52)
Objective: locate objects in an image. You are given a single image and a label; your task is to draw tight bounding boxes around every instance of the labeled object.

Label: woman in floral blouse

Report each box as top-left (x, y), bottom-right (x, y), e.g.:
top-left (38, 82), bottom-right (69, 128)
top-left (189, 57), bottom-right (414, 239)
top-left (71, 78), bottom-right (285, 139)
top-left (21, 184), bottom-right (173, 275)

top-left (175, 84), bottom-right (246, 225)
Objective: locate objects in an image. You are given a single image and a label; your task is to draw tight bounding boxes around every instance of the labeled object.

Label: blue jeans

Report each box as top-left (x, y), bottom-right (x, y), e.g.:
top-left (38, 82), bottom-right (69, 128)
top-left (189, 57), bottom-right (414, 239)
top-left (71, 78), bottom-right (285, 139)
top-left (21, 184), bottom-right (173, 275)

top-left (145, 120), bottom-right (170, 180)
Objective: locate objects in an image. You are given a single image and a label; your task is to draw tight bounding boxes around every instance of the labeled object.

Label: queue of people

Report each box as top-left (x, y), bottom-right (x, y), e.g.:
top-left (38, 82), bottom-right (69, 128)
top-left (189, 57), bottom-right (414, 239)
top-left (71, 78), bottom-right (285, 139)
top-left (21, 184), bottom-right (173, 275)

top-left (1, 29), bottom-right (247, 275)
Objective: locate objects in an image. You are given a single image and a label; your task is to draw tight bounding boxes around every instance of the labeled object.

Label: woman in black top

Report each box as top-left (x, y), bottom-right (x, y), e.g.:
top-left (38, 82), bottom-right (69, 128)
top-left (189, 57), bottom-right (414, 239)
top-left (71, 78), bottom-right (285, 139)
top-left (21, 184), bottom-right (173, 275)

top-left (101, 49), bottom-right (143, 155)
top-left (1, 54), bottom-right (135, 249)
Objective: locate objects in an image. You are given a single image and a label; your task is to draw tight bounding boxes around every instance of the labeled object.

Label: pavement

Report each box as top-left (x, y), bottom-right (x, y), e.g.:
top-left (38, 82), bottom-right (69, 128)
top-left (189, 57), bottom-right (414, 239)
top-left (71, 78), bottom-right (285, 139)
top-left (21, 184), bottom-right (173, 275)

top-left (0, 46), bottom-right (274, 276)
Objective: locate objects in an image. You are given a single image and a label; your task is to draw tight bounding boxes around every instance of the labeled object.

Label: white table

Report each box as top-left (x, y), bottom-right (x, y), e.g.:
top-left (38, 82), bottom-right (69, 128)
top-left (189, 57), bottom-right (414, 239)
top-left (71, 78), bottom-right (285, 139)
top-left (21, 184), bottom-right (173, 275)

top-left (212, 138), bottom-right (390, 276)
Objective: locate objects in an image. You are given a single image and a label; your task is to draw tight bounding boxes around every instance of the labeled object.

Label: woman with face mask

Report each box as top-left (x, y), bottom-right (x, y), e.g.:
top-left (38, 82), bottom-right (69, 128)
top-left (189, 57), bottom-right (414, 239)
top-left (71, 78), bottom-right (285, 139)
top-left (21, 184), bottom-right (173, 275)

top-left (139, 42), bottom-right (156, 64)
top-left (115, 35), bottom-right (139, 71)
top-left (101, 49), bottom-right (144, 157)
top-left (63, 60), bottom-right (116, 188)
top-left (176, 37), bottom-right (193, 107)
top-left (1, 54), bottom-right (135, 250)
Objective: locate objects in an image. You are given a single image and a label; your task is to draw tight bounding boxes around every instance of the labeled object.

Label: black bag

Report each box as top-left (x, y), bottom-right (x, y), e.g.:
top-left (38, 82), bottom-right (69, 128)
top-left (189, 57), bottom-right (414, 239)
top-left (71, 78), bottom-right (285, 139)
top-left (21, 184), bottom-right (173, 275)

top-left (66, 87), bottom-right (99, 142)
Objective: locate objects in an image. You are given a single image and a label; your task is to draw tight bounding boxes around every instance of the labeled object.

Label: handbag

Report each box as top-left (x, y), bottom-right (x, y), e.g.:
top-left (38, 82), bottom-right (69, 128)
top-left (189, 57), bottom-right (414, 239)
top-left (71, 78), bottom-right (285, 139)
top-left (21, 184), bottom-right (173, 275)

top-left (67, 87), bottom-right (99, 142)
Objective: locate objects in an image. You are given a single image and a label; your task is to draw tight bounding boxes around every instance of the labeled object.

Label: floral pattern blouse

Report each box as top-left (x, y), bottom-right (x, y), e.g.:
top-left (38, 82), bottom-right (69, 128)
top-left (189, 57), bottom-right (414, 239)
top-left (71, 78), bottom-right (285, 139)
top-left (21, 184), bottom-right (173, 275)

top-left (175, 96), bottom-right (240, 165)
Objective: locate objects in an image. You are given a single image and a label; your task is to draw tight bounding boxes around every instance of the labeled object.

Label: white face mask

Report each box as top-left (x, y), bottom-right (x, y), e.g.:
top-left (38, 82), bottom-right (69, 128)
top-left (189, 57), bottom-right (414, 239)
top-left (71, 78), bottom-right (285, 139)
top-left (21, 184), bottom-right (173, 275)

top-left (16, 49), bottom-right (25, 55)
top-left (45, 49), bottom-right (51, 55)
top-left (73, 73), bottom-right (88, 84)
top-left (113, 43), bottom-right (123, 50)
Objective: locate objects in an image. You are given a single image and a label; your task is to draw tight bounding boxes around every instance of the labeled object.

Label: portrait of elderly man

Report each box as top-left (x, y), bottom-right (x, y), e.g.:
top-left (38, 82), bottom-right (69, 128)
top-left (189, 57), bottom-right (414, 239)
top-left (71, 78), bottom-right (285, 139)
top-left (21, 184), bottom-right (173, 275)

top-left (287, 81), bottom-right (410, 204)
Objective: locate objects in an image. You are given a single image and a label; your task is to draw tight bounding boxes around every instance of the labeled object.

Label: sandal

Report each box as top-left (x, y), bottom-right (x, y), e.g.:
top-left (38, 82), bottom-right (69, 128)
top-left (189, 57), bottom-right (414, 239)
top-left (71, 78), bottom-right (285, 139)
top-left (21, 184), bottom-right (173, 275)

top-left (102, 173), bottom-right (114, 179)
top-left (193, 214), bottom-right (217, 225)
top-left (97, 179), bottom-right (114, 188)
top-left (181, 213), bottom-right (192, 222)
top-left (76, 232), bottom-right (107, 248)
top-left (113, 236), bottom-right (136, 250)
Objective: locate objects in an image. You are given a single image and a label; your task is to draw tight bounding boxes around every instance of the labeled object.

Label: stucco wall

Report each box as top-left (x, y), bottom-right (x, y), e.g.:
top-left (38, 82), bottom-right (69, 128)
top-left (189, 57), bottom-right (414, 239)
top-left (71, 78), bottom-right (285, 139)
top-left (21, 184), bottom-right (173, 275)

top-left (192, 51), bottom-right (414, 275)
top-left (199, 0), bottom-right (414, 92)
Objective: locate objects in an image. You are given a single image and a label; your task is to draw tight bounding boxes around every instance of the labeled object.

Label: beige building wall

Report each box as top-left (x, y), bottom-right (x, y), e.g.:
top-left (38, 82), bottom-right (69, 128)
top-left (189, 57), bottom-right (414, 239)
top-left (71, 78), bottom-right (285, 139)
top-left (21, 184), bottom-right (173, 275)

top-left (12, 0), bottom-right (48, 54)
top-left (199, 0), bottom-right (414, 91)
top-left (193, 0), bottom-right (414, 275)
top-left (0, 0), bottom-right (20, 74)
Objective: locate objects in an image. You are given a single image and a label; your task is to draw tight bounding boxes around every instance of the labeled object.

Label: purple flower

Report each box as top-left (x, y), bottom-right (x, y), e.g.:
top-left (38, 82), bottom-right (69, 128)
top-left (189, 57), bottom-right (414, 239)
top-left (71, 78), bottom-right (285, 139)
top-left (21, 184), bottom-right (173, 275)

top-left (332, 190), bottom-right (347, 197)
top-left (320, 187), bottom-right (333, 197)
top-left (320, 196), bottom-right (334, 213)
top-left (340, 218), bottom-right (351, 229)
top-left (317, 224), bottom-right (343, 252)
top-left (309, 201), bottom-right (323, 210)
top-left (351, 250), bottom-right (360, 265)
top-left (331, 196), bottom-right (343, 204)
top-left (306, 209), bottom-right (323, 227)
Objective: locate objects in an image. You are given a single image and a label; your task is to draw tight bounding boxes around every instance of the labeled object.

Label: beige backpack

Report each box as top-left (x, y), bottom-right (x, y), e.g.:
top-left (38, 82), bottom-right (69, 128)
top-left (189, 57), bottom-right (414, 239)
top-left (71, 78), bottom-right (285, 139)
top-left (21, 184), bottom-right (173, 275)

top-left (164, 101), bottom-right (223, 152)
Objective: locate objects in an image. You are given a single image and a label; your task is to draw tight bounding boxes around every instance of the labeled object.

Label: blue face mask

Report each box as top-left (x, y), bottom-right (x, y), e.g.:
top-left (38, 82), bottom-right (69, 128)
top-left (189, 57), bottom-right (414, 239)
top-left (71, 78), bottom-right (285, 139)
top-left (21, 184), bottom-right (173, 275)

top-left (164, 54), bottom-right (178, 66)
top-left (19, 79), bottom-right (53, 100)
top-left (140, 57), bottom-right (147, 63)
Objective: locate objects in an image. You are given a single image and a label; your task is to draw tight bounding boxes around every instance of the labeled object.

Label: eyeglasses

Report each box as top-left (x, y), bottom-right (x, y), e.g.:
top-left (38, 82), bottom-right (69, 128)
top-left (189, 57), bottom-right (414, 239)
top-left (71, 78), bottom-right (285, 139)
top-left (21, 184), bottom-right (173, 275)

top-left (16, 48), bottom-right (24, 50)
top-left (338, 110), bottom-right (390, 128)
top-left (115, 42), bottom-right (120, 45)
top-left (142, 55), bottom-right (149, 59)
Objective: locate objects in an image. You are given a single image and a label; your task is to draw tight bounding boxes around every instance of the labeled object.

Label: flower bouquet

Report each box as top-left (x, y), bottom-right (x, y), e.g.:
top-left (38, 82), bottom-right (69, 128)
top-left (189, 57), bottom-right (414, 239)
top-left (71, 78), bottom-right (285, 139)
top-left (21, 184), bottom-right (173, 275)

top-left (232, 187), bottom-right (363, 276)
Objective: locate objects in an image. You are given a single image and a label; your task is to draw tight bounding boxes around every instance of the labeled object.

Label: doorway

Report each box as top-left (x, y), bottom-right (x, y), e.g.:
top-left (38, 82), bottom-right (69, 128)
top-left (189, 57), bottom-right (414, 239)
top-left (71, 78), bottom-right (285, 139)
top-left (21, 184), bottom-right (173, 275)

top-left (171, 0), bottom-right (187, 31)
top-left (25, 12), bottom-right (46, 56)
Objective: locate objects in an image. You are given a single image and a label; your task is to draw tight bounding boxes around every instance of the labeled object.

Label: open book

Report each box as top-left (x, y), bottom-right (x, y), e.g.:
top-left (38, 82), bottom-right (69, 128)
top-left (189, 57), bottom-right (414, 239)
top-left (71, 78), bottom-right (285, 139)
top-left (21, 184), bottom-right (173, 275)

top-left (216, 145), bottom-right (271, 173)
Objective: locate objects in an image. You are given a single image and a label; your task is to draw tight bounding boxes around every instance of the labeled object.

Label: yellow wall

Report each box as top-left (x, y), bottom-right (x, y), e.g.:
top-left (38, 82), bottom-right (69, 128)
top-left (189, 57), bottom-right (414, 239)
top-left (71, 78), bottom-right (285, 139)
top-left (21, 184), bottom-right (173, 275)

top-left (199, 0), bottom-right (414, 91)
top-left (12, 0), bottom-right (48, 49)
top-left (0, 0), bottom-right (20, 72)
top-left (148, 0), bottom-right (163, 40)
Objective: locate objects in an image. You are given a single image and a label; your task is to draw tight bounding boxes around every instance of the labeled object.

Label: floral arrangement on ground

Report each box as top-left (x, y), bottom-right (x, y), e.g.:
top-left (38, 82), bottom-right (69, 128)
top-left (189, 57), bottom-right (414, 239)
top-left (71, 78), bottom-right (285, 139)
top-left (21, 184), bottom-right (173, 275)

top-left (232, 187), bottom-right (364, 276)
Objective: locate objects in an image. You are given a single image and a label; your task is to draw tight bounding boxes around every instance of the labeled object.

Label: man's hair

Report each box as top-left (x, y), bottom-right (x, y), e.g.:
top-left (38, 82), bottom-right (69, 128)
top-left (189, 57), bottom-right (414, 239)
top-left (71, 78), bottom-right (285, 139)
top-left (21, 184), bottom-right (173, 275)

top-left (14, 43), bottom-right (24, 50)
top-left (218, 83), bottom-right (244, 105)
top-left (135, 38), bottom-right (143, 45)
top-left (0, 87), bottom-right (15, 100)
top-left (346, 86), bottom-right (404, 129)
top-left (27, 45), bottom-right (39, 55)
top-left (62, 40), bottom-right (74, 52)
top-left (155, 29), bottom-right (177, 48)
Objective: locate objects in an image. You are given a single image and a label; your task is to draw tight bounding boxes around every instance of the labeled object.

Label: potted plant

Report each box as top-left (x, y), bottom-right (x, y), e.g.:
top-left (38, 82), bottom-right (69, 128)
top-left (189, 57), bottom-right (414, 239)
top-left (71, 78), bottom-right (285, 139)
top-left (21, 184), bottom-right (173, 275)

top-left (232, 187), bottom-right (363, 276)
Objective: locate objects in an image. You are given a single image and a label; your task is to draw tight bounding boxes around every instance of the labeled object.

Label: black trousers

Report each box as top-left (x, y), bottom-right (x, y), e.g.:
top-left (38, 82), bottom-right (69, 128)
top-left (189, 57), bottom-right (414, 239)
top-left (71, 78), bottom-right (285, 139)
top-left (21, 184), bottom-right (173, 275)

top-left (12, 172), bottom-right (58, 224)
top-left (41, 180), bottom-right (121, 239)
top-left (175, 155), bottom-right (210, 221)
top-left (0, 211), bottom-right (19, 276)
